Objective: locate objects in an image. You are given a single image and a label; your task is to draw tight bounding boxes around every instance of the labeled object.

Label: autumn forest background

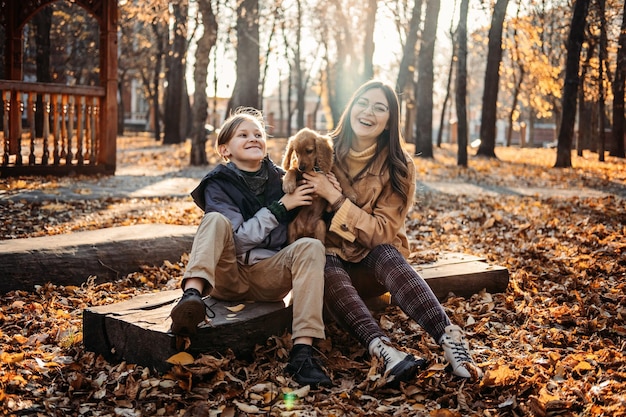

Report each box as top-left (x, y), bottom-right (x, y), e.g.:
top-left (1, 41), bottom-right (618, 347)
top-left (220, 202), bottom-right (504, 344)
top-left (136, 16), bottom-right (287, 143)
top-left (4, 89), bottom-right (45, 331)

top-left (1, 0), bottom-right (626, 416)
top-left (7, 0), bottom-right (626, 167)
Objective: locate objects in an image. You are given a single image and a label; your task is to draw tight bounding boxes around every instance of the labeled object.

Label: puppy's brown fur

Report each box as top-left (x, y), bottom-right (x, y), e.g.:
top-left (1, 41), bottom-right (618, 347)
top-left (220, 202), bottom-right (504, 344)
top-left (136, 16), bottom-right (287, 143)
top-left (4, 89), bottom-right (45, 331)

top-left (282, 128), bottom-right (354, 243)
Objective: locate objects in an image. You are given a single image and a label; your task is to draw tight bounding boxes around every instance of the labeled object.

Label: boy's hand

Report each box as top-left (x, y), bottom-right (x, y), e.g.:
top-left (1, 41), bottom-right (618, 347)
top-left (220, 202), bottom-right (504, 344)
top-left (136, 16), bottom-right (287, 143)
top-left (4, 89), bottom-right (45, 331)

top-left (280, 183), bottom-right (315, 210)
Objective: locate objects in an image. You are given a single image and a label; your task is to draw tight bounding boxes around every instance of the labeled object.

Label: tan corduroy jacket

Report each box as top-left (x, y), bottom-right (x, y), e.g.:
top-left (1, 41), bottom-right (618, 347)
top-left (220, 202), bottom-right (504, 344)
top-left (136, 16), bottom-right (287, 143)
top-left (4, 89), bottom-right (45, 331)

top-left (325, 147), bottom-right (416, 263)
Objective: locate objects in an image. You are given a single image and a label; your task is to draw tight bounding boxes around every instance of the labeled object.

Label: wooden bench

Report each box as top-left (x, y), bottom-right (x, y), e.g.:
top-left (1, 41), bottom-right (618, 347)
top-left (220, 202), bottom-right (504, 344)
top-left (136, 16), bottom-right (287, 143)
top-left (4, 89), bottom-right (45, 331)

top-left (83, 252), bottom-right (509, 373)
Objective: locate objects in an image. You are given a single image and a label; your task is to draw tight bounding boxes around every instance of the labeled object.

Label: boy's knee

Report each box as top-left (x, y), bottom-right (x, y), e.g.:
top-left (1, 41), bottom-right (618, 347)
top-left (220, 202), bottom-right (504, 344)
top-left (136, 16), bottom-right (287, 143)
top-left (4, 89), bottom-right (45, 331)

top-left (292, 237), bottom-right (325, 254)
top-left (203, 211), bottom-right (229, 223)
top-left (201, 212), bottom-right (231, 229)
top-left (298, 237), bottom-right (324, 248)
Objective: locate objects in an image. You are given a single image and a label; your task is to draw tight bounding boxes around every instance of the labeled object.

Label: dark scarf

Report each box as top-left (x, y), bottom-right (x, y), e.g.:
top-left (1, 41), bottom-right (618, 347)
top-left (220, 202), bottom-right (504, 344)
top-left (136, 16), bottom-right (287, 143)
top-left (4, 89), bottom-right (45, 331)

top-left (226, 160), bottom-right (269, 196)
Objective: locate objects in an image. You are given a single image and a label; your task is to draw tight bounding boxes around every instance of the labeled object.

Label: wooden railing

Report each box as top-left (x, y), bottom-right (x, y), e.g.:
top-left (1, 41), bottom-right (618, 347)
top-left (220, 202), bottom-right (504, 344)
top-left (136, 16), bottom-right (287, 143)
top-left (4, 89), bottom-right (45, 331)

top-left (0, 81), bottom-right (114, 177)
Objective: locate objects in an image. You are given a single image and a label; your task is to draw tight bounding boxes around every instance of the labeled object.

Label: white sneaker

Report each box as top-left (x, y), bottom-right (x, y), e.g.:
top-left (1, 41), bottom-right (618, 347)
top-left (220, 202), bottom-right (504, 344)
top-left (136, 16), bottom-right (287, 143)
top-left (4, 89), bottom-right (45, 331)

top-left (368, 337), bottom-right (425, 383)
top-left (439, 325), bottom-right (483, 379)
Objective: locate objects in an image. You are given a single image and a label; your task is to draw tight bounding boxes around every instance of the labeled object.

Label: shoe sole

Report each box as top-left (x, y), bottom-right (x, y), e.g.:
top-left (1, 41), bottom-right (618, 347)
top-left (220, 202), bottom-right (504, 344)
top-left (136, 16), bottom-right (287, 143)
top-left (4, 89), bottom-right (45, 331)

top-left (170, 298), bottom-right (206, 336)
top-left (295, 378), bottom-right (333, 388)
top-left (289, 373), bottom-right (333, 388)
top-left (285, 362), bottom-right (332, 388)
top-left (387, 357), bottom-right (427, 386)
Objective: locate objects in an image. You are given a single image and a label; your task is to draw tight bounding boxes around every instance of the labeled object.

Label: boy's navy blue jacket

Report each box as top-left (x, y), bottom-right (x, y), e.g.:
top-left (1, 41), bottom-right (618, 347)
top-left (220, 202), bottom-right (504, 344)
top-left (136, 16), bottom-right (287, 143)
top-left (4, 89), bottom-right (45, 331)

top-left (190, 156), bottom-right (291, 265)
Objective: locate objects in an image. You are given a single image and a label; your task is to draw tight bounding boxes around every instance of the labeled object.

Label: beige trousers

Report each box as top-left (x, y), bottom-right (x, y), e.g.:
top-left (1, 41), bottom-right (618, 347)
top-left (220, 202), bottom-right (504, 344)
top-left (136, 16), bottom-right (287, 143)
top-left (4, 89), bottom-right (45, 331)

top-left (183, 212), bottom-right (326, 340)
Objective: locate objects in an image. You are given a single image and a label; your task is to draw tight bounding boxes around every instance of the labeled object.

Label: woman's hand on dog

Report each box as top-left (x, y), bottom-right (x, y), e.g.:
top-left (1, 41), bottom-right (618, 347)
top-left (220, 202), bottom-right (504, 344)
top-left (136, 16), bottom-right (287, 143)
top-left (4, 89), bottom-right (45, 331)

top-left (302, 171), bottom-right (343, 204)
top-left (280, 183), bottom-right (316, 210)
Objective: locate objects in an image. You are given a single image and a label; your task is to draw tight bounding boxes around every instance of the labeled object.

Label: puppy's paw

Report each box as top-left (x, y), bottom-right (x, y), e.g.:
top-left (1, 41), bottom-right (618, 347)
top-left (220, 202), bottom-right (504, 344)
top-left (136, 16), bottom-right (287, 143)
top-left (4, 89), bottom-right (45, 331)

top-left (283, 170), bottom-right (298, 194)
top-left (283, 181), bottom-right (297, 194)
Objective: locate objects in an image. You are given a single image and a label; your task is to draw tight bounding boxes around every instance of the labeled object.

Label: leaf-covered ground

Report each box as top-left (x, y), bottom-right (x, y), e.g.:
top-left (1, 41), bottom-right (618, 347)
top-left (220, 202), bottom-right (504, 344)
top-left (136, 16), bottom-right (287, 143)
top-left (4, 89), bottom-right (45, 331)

top-left (1, 136), bottom-right (625, 416)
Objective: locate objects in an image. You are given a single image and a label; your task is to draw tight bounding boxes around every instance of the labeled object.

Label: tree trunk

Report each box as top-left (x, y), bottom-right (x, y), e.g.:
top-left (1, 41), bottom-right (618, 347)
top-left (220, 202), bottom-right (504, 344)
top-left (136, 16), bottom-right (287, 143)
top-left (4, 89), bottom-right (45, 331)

top-left (476, 0), bottom-right (510, 158)
top-left (415, 0), bottom-right (440, 159)
top-left (506, 5), bottom-right (523, 148)
top-left (611, 0), bottom-right (626, 158)
top-left (597, 0), bottom-right (606, 162)
top-left (555, 0), bottom-right (590, 168)
top-left (212, 46), bottom-right (220, 128)
top-left (190, 0), bottom-right (217, 166)
top-left (395, 0), bottom-right (423, 144)
top-left (279, 20), bottom-right (288, 136)
top-left (456, 0), bottom-right (469, 167)
top-left (313, 83), bottom-right (322, 130)
top-left (324, 0), bottom-right (361, 126)
top-left (153, 50), bottom-right (162, 141)
top-left (506, 68), bottom-right (523, 147)
top-left (396, 0), bottom-right (423, 98)
top-left (228, 0), bottom-right (260, 111)
top-left (577, 39), bottom-right (595, 155)
top-left (180, 77), bottom-right (192, 140)
top-left (437, 15), bottom-right (457, 148)
top-left (283, 21), bottom-right (294, 137)
top-left (296, 0), bottom-right (305, 130)
top-left (362, 0), bottom-right (377, 81)
top-left (259, 5), bottom-right (279, 108)
top-left (151, 20), bottom-right (166, 141)
top-left (163, 1), bottom-right (189, 144)
top-left (278, 68), bottom-right (285, 135)
top-left (287, 74), bottom-right (295, 136)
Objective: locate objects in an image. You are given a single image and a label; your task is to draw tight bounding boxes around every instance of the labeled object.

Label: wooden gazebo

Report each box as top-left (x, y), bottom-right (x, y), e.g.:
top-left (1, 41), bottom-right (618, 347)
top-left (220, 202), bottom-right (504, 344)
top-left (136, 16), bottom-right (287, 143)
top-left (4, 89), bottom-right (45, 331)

top-left (0, 0), bottom-right (118, 177)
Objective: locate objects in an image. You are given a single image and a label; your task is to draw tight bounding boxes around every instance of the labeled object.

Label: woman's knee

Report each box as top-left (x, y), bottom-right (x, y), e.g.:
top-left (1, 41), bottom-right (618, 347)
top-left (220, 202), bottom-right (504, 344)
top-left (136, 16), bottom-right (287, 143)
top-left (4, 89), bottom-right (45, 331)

top-left (323, 256), bottom-right (351, 286)
top-left (370, 244), bottom-right (403, 260)
top-left (371, 243), bottom-right (398, 253)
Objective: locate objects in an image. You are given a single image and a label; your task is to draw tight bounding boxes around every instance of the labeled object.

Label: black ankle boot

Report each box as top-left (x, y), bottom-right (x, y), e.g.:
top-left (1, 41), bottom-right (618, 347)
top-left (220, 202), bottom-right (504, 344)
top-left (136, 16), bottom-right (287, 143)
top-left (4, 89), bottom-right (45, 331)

top-left (285, 344), bottom-right (332, 387)
top-left (170, 288), bottom-right (205, 336)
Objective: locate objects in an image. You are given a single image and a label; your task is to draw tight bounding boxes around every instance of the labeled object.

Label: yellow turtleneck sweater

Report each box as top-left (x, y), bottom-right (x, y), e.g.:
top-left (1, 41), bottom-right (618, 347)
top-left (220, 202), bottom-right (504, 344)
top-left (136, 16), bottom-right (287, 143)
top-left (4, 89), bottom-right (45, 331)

top-left (345, 143), bottom-right (377, 178)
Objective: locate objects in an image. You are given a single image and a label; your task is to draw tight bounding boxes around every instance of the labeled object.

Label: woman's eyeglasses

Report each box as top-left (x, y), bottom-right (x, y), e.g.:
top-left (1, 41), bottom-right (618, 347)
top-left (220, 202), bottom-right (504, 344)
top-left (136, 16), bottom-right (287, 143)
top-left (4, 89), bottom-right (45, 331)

top-left (354, 98), bottom-right (389, 115)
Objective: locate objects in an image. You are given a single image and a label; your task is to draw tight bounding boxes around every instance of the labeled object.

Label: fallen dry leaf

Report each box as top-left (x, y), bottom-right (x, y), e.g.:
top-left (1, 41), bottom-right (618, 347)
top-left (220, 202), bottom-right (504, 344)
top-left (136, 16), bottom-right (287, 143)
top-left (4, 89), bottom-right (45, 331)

top-left (166, 352), bottom-right (195, 365)
top-left (225, 304), bottom-right (246, 312)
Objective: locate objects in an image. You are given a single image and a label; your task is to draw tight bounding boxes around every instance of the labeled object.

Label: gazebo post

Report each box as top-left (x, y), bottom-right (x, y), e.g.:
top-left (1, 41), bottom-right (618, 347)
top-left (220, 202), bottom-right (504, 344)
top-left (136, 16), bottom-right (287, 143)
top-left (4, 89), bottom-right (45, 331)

top-left (99, 0), bottom-right (118, 174)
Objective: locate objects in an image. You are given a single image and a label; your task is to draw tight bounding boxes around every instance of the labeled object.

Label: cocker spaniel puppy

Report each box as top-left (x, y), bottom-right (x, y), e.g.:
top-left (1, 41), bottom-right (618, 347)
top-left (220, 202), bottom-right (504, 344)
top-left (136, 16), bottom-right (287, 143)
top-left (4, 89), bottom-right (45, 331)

top-left (281, 128), bottom-right (355, 243)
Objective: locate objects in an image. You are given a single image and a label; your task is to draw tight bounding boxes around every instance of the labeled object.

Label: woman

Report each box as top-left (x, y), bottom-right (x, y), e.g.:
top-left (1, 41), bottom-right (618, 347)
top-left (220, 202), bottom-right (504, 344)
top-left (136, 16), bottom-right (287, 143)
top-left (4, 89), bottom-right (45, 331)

top-left (170, 107), bottom-right (331, 387)
top-left (303, 80), bottom-right (482, 384)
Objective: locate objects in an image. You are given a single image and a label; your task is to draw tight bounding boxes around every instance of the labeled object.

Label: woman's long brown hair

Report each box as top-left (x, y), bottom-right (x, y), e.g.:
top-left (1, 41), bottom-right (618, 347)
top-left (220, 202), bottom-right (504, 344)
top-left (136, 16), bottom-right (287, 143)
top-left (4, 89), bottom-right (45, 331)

top-left (330, 80), bottom-right (411, 206)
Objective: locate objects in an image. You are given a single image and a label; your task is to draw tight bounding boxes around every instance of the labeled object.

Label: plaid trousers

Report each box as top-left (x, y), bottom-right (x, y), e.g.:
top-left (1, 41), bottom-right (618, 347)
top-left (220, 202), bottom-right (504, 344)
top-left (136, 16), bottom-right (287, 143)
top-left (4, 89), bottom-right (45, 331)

top-left (324, 244), bottom-right (451, 347)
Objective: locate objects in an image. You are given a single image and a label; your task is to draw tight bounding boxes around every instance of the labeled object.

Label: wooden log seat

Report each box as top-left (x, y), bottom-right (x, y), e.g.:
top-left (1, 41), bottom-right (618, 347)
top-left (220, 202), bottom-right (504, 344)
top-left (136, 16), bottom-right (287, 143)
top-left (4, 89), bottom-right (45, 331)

top-left (0, 224), bottom-right (196, 294)
top-left (83, 291), bottom-right (292, 373)
top-left (83, 252), bottom-right (509, 373)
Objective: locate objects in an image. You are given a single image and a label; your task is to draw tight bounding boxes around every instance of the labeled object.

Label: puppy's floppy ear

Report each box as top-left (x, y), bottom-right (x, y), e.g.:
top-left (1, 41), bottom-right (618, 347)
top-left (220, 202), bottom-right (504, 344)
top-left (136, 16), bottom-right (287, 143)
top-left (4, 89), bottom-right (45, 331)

top-left (316, 134), bottom-right (334, 173)
top-left (282, 136), bottom-right (295, 170)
